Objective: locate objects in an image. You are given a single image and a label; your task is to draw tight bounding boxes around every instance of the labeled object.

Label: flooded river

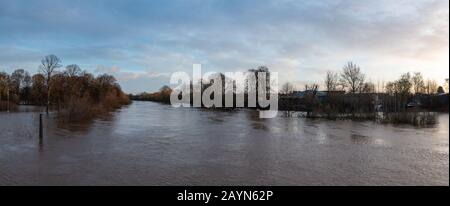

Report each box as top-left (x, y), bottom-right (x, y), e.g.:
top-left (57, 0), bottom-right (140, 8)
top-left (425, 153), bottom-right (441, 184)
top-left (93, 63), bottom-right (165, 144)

top-left (0, 101), bottom-right (448, 185)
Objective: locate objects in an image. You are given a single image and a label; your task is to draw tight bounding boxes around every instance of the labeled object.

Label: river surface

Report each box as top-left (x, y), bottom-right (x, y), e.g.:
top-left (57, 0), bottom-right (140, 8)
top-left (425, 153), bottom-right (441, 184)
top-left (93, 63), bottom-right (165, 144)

top-left (0, 101), bottom-right (448, 185)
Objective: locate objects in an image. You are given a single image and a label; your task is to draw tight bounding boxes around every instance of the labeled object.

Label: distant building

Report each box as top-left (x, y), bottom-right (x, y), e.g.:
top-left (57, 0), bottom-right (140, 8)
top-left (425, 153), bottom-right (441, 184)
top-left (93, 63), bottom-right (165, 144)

top-left (290, 90), bottom-right (344, 97)
top-left (287, 90), bottom-right (345, 102)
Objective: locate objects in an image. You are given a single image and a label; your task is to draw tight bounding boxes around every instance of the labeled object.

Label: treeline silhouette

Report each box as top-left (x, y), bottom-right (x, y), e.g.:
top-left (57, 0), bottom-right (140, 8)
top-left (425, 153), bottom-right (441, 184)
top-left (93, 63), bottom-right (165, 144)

top-left (131, 62), bottom-right (448, 125)
top-left (130, 66), bottom-right (275, 109)
top-left (0, 55), bottom-right (130, 121)
top-left (130, 85), bottom-right (172, 103)
top-left (280, 62), bottom-right (448, 125)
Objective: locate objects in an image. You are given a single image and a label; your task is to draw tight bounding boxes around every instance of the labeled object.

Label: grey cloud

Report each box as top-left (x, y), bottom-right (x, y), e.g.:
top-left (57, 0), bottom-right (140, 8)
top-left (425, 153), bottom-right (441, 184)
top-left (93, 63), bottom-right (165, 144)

top-left (0, 0), bottom-right (448, 92)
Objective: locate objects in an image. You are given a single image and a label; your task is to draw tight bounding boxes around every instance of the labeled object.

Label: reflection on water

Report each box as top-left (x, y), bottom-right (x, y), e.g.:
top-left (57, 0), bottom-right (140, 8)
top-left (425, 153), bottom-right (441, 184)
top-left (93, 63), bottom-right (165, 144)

top-left (0, 101), bottom-right (448, 185)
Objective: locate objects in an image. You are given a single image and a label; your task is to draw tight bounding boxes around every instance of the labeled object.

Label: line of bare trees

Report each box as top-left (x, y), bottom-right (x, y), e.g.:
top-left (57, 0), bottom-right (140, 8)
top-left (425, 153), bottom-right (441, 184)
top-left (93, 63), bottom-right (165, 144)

top-left (132, 66), bottom-right (276, 109)
top-left (279, 61), bottom-right (448, 122)
top-left (280, 61), bottom-right (447, 96)
top-left (0, 55), bottom-right (130, 121)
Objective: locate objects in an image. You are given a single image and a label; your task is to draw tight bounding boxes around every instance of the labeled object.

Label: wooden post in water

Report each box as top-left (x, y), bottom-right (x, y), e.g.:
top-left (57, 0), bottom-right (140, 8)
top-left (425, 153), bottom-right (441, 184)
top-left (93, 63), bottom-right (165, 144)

top-left (6, 88), bottom-right (9, 112)
top-left (39, 114), bottom-right (43, 142)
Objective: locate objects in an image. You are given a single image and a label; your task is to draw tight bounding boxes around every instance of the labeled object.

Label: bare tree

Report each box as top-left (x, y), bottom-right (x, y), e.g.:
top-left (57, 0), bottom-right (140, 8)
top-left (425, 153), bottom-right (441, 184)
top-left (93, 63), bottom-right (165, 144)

top-left (0, 72), bottom-right (9, 107)
top-left (65, 64), bottom-right (81, 77)
top-left (325, 71), bottom-right (339, 91)
top-left (39, 54), bottom-right (62, 113)
top-left (362, 82), bottom-right (375, 93)
top-left (425, 79), bottom-right (438, 94)
top-left (444, 78), bottom-right (449, 93)
top-left (304, 84), bottom-right (319, 117)
top-left (247, 66), bottom-right (271, 93)
top-left (280, 82), bottom-right (294, 94)
top-left (10, 69), bottom-right (25, 104)
top-left (340, 62), bottom-right (365, 93)
top-left (246, 66), bottom-right (271, 107)
top-left (22, 72), bottom-right (32, 104)
top-left (394, 73), bottom-right (412, 96)
top-left (304, 84), bottom-right (319, 94)
top-left (11, 69), bottom-right (32, 104)
top-left (385, 81), bottom-right (395, 95)
top-left (412, 72), bottom-right (425, 94)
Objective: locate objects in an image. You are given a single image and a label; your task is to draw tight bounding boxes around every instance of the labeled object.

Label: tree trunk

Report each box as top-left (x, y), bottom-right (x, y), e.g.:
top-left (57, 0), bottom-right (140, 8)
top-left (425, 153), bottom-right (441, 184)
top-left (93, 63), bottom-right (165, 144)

top-left (46, 77), bottom-right (50, 114)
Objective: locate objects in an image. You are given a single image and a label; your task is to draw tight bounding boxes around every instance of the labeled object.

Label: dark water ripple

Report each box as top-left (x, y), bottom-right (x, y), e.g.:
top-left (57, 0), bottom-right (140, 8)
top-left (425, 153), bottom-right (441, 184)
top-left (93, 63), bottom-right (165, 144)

top-left (0, 102), bottom-right (448, 185)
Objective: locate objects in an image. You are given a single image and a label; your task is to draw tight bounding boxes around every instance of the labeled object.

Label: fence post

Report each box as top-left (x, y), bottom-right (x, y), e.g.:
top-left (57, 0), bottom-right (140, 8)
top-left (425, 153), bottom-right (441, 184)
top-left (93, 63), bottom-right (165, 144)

top-left (7, 88), bottom-right (9, 112)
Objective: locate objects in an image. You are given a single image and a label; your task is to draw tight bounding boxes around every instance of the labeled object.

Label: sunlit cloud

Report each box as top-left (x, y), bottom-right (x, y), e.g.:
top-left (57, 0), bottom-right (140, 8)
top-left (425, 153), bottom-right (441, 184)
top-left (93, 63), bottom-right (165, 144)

top-left (0, 0), bottom-right (448, 93)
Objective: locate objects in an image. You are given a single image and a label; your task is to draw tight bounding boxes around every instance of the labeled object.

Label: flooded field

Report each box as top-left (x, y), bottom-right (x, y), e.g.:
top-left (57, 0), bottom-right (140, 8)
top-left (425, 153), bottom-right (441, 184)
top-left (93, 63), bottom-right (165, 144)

top-left (0, 101), bottom-right (448, 185)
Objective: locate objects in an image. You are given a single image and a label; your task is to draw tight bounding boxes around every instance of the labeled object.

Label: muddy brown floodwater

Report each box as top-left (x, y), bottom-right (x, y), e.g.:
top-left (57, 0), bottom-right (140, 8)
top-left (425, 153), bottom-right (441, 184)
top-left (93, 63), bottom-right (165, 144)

top-left (0, 101), bottom-right (448, 185)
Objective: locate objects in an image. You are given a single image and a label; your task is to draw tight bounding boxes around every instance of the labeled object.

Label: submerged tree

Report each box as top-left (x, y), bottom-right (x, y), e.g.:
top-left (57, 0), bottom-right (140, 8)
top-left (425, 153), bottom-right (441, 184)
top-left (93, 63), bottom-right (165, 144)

top-left (361, 82), bottom-right (375, 93)
top-left (304, 84), bottom-right (319, 117)
top-left (385, 81), bottom-right (395, 95)
top-left (425, 79), bottom-right (438, 94)
top-left (31, 74), bottom-right (47, 106)
top-left (340, 62), bottom-right (365, 93)
top-left (39, 55), bottom-right (62, 113)
top-left (395, 73), bottom-right (412, 96)
top-left (412, 72), bottom-right (425, 94)
top-left (247, 66), bottom-right (271, 93)
top-left (280, 82), bottom-right (294, 94)
top-left (11, 69), bottom-right (25, 95)
top-left (325, 71), bottom-right (339, 91)
top-left (9, 69), bottom-right (32, 104)
top-left (246, 66), bottom-right (271, 107)
top-left (0, 72), bottom-right (9, 108)
top-left (21, 72), bottom-right (32, 104)
top-left (444, 78), bottom-right (449, 93)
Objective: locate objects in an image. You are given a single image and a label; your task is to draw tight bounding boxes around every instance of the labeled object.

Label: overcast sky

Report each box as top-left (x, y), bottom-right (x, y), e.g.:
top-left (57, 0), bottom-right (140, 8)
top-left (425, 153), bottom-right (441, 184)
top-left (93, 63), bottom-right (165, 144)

top-left (0, 0), bottom-right (448, 93)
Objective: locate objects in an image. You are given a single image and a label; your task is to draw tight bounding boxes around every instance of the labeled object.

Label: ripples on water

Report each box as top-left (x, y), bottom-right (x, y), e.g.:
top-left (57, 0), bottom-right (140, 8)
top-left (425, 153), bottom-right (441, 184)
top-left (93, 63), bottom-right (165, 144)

top-left (0, 102), bottom-right (448, 185)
